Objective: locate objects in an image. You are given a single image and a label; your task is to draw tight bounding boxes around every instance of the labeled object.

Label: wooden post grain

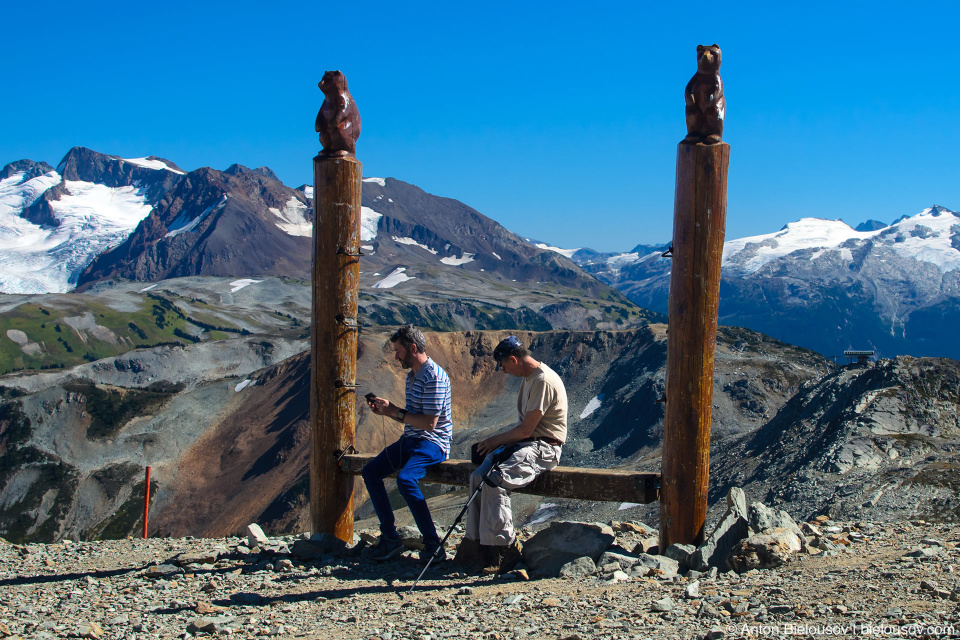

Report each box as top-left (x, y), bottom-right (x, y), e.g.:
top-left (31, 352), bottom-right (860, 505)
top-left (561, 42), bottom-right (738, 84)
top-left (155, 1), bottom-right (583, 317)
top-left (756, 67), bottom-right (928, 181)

top-left (143, 466), bottom-right (151, 539)
top-left (310, 155), bottom-right (362, 543)
top-left (660, 141), bottom-right (729, 549)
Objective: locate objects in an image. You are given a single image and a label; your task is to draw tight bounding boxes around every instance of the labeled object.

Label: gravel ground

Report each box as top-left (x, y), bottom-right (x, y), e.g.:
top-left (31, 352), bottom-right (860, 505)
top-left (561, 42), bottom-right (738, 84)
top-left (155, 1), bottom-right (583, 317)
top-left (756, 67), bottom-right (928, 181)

top-left (1, 519), bottom-right (959, 640)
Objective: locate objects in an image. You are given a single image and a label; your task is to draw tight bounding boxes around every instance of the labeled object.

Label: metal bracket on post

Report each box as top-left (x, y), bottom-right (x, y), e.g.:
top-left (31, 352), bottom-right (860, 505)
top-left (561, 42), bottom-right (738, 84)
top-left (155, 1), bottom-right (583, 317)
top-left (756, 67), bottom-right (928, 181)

top-left (661, 245), bottom-right (673, 258)
top-left (335, 445), bottom-right (358, 464)
top-left (336, 246), bottom-right (364, 257)
top-left (335, 314), bottom-right (361, 333)
top-left (334, 379), bottom-right (360, 390)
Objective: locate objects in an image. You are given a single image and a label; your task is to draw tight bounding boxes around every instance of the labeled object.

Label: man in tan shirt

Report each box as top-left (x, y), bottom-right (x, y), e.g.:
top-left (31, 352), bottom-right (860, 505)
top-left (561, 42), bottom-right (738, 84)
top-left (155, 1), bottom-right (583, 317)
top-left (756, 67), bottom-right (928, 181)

top-left (459, 335), bottom-right (567, 574)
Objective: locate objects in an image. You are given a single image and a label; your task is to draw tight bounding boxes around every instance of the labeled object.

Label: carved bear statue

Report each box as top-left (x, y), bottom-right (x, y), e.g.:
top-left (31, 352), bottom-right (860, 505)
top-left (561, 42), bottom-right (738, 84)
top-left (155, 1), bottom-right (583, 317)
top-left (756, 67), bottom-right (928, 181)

top-left (684, 44), bottom-right (725, 144)
top-left (315, 70), bottom-right (361, 157)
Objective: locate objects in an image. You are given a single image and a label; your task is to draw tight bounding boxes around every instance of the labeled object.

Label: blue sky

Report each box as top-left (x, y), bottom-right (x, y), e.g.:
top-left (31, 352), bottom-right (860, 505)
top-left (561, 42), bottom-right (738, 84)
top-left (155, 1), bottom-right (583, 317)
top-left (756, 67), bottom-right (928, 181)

top-left (2, 1), bottom-right (957, 252)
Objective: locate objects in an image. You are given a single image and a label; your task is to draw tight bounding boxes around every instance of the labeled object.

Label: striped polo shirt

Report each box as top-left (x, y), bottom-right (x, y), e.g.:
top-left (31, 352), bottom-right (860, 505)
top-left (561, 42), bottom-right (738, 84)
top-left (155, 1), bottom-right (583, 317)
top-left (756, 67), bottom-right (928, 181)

top-left (403, 357), bottom-right (453, 457)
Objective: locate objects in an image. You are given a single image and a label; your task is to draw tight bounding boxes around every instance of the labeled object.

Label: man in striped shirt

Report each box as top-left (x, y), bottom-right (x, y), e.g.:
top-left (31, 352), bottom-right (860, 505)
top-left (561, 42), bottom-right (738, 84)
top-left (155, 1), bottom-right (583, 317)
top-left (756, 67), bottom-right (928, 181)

top-left (363, 325), bottom-right (453, 562)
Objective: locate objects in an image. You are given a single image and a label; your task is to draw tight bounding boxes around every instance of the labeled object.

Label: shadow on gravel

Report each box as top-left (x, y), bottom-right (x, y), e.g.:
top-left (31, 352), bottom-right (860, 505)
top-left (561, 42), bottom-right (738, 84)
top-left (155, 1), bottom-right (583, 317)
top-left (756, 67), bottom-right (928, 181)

top-left (0, 566), bottom-right (137, 587)
top-left (212, 577), bottom-right (481, 608)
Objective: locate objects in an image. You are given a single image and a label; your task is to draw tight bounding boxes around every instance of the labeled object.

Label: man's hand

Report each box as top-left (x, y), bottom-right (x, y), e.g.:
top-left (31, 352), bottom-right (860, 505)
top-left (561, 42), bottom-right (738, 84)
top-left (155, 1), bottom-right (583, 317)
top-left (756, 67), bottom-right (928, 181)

top-left (367, 395), bottom-right (392, 416)
top-left (477, 435), bottom-right (504, 457)
top-left (477, 409), bottom-right (543, 457)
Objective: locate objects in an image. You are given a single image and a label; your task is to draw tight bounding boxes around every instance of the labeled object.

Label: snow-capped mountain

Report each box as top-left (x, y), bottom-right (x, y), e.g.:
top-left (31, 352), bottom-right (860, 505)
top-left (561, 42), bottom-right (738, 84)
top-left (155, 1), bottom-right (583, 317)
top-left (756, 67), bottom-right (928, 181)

top-left (1, 148), bottom-right (644, 332)
top-left (557, 206), bottom-right (960, 359)
top-left (0, 152), bottom-right (181, 293)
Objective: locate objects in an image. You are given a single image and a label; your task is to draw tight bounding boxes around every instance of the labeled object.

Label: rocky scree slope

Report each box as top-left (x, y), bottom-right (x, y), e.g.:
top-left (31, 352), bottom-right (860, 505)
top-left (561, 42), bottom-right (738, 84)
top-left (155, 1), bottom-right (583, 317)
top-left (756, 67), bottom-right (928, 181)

top-left (0, 518), bottom-right (958, 640)
top-left (708, 355), bottom-right (960, 525)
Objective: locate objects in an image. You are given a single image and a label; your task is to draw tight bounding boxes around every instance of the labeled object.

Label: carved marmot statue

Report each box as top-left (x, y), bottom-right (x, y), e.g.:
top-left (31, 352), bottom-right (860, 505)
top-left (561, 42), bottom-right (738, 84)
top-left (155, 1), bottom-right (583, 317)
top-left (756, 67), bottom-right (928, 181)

top-left (684, 44), bottom-right (725, 144)
top-left (315, 70), bottom-right (361, 157)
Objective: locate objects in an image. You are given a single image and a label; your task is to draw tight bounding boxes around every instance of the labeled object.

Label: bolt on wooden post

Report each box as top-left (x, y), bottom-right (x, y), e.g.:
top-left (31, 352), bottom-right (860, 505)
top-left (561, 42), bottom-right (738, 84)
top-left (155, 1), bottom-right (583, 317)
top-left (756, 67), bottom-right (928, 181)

top-left (310, 70), bottom-right (363, 543)
top-left (660, 44), bottom-right (729, 550)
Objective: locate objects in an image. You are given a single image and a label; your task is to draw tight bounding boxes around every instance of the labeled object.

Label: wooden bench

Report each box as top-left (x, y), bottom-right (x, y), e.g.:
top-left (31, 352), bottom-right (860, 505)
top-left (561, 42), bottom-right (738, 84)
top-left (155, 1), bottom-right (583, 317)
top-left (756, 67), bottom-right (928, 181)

top-left (339, 454), bottom-right (661, 504)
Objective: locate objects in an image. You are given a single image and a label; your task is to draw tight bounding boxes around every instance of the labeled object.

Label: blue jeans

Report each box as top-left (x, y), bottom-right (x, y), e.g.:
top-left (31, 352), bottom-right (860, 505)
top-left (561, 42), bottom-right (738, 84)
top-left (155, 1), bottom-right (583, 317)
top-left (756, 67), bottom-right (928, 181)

top-left (361, 436), bottom-right (445, 547)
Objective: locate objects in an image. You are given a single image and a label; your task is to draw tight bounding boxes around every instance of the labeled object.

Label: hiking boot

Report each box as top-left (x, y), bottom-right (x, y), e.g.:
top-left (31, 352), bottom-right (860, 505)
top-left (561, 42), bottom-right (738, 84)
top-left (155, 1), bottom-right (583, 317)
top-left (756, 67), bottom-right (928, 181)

top-left (480, 539), bottom-right (523, 575)
top-left (419, 542), bottom-right (447, 564)
top-left (369, 535), bottom-right (404, 561)
top-left (452, 537), bottom-right (482, 568)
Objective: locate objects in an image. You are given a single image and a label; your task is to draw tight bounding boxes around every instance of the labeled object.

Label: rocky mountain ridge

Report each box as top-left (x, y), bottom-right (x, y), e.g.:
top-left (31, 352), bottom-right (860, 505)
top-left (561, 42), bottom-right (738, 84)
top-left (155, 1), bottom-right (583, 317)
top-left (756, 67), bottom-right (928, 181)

top-left (2, 148), bottom-right (650, 333)
top-left (562, 206), bottom-right (960, 360)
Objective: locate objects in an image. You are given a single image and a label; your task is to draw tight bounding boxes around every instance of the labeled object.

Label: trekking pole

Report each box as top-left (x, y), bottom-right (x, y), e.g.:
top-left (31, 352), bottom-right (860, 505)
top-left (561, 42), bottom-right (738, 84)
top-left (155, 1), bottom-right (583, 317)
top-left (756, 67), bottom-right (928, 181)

top-left (402, 477), bottom-right (486, 597)
top-left (401, 444), bottom-right (518, 597)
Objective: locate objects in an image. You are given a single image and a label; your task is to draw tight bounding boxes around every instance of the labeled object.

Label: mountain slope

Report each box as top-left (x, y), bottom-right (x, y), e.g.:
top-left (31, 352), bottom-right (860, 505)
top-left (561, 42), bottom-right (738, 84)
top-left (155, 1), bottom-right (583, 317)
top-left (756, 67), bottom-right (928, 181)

top-left (3, 147), bottom-right (655, 331)
top-left (78, 165), bottom-right (313, 285)
top-left (3, 322), bottom-right (956, 543)
top-left (565, 206), bottom-right (960, 359)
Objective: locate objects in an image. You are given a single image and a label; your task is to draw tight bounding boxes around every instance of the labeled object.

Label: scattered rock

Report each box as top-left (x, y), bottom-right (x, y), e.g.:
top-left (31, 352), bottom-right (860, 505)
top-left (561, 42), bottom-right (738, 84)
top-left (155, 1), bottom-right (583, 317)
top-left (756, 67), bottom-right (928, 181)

top-left (632, 537), bottom-right (659, 555)
top-left (522, 521), bottom-right (615, 577)
top-left (605, 570), bottom-right (630, 583)
top-left (186, 618), bottom-right (218, 634)
top-left (247, 523), bottom-right (269, 548)
top-left (727, 528), bottom-right (802, 573)
top-left (75, 622), bottom-right (103, 639)
top-left (651, 596), bottom-right (675, 612)
top-left (749, 503), bottom-right (802, 537)
top-left (630, 553), bottom-right (679, 579)
top-left (143, 564), bottom-right (181, 579)
top-left (597, 550), bottom-right (642, 571)
top-left (688, 487), bottom-right (750, 571)
top-left (173, 552), bottom-right (217, 567)
top-left (663, 543), bottom-right (695, 568)
top-left (558, 556), bottom-right (596, 579)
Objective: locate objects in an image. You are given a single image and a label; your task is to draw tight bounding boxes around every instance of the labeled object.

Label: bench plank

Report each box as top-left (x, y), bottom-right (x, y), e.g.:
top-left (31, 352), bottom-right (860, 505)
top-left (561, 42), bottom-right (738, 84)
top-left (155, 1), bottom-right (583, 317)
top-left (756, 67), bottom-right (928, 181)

top-left (338, 454), bottom-right (660, 504)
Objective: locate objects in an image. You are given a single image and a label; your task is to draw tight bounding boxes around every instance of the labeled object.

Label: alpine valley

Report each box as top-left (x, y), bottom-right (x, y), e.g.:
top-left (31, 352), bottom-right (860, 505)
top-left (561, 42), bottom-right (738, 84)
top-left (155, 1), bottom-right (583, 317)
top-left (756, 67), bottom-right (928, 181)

top-left (0, 148), bottom-right (957, 544)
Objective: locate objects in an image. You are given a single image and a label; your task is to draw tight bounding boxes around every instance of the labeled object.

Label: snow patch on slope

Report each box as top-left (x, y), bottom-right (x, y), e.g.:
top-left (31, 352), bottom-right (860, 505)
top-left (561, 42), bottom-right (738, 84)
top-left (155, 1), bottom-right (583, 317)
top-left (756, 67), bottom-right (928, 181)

top-left (884, 207), bottom-right (960, 272)
top-left (229, 279), bottom-right (262, 293)
top-left (722, 218), bottom-right (872, 275)
top-left (440, 253), bottom-right (475, 266)
top-left (580, 394), bottom-right (603, 419)
top-left (270, 197), bottom-right (311, 237)
top-left (360, 207), bottom-right (381, 241)
top-left (535, 243), bottom-right (580, 259)
top-left (373, 267), bottom-right (414, 288)
top-left (166, 195), bottom-right (228, 238)
top-left (122, 157), bottom-right (185, 174)
top-left (362, 177), bottom-right (386, 187)
top-left (393, 236), bottom-right (437, 254)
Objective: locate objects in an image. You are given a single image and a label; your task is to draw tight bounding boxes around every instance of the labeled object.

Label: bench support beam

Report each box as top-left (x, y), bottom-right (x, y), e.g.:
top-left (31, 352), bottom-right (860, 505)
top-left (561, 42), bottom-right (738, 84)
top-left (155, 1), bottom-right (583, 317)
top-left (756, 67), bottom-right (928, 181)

top-left (339, 454), bottom-right (660, 504)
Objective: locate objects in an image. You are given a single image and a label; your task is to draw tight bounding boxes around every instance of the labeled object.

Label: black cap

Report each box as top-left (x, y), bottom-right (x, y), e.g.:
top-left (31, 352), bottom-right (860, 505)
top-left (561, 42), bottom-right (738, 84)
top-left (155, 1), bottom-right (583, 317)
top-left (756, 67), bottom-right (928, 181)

top-left (493, 335), bottom-right (523, 371)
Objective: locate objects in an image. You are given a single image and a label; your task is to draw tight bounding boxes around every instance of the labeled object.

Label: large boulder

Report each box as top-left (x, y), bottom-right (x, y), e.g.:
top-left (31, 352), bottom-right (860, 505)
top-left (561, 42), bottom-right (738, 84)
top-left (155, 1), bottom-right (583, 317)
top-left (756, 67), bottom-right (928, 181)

top-left (663, 543), bottom-right (696, 570)
top-left (247, 523), bottom-right (269, 548)
top-left (629, 553), bottom-right (679, 579)
top-left (749, 503), bottom-right (802, 537)
top-left (688, 487), bottom-right (750, 572)
top-left (291, 533), bottom-right (345, 560)
top-left (522, 521), bottom-right (615, 578)
top-left (558, 556), bottom-right (597, 579)
top-left (727, 528), bottom-right (802, 573)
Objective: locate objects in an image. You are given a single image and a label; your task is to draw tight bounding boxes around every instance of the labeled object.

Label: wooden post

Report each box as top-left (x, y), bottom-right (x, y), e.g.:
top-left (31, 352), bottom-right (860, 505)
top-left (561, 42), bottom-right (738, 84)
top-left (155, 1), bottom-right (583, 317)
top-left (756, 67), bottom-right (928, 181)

top-left (660, 141), bottom-right (730, 549)
top-left (310, 155), bottom-right (362, 543)
top-left (143, 466), bottom-right (151, 539)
